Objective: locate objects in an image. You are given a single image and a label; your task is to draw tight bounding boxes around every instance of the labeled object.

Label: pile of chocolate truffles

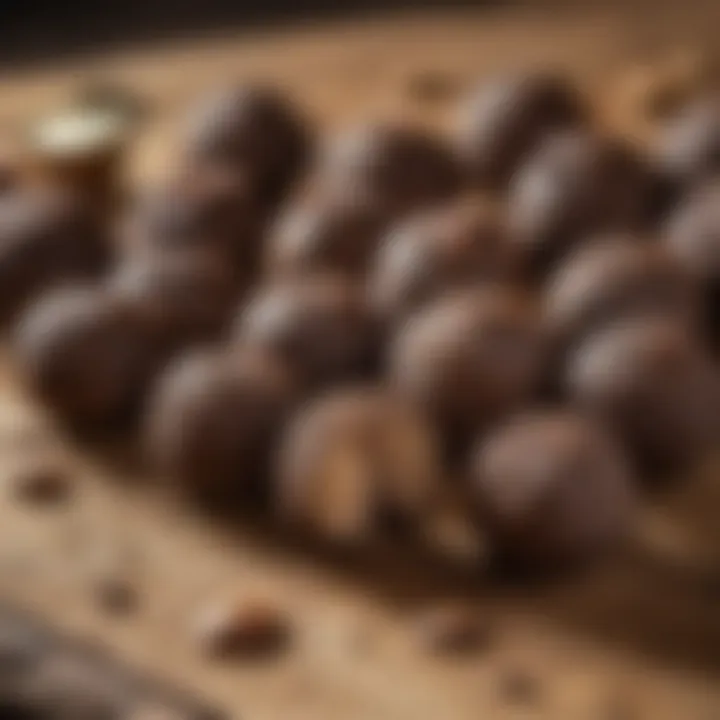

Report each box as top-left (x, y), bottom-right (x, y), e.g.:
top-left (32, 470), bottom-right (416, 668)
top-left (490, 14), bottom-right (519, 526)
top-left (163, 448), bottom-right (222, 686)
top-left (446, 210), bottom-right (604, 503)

top-left (5, 75), bottom-right (720, 573)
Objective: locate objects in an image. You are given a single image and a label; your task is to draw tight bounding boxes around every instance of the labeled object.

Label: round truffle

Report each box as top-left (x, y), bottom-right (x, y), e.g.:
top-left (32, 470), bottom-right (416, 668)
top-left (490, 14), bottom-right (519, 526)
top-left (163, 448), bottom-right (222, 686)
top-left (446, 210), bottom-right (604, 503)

top-left (454, 72), bottom-right (586, 189)
top-left (108, 248), bottom-right (240, 353)
top-left (545, 236), bottom-right (697, 354)
top-left (265, 190), bottom-right (385, 279)
top-left (566, 318), bottom-right (720, 478)
top-left (0, 189), bottom-right (108, 325)
top-left (470, 411), bottom-right (635, 569)
top-left (664, 182), bottom-right (720, 346)
top-left (14, 288), bottom-right (155, 427)
top-left (315, 122), bottom-right (462, 218)
top-left (182, 84), bottom-right (311, 207)
top-left (508, 131), bottom-right (651, 281)
top-left (276, 388), bottom-right (443, 544)
top-left (653, 96), bottom-right (720, 192)
top-left (235, 274), bottom-right (378, 390)
top-left (146, 347), bottom-right (296, 506)
top-left (370, 197), bottom-right (516, 326)
top-left (121, 163), bottom-right (261, 278)
top-left (389, 286), bottom-right (546, 453)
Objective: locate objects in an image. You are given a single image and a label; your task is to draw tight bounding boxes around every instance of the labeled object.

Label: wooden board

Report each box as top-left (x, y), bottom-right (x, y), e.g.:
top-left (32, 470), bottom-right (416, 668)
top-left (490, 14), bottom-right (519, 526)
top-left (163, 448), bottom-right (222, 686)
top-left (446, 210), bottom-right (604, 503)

top-left (0, 7), bottom-right (719, 719)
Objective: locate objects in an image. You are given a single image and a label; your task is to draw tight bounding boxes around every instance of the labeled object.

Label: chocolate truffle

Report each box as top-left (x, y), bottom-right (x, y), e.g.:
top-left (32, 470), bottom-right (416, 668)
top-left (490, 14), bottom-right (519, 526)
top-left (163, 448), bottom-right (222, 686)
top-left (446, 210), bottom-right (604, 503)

top-left (544, 236), bottom-right (697, 354)
top-left (470, 411), bottom-right (635, 569)
top-left (122, 163), bottom-right (261, 278)
top-left (276, 388), bottom-right (443, 544)
top-left (0, 188), bottom-right (108, 325)
top-left (508, 131), bottom-right (651, 281)
top-left (315, 122), bottom-right (462, 218)
top-left (182, 84), bottom-right (311, 207)
top-left (108, 248), bottom-right (240, 353)
top-left (370, 196), bottom-right (516, 326)
top-left (389, 286), bottom-right (546, 453)
top-left (664, 182), bottom-right (720, 346)
top-left (14, 288), bottom-right (156, 427)
top-left (454, 72), bottom-right (586, 189)
top-left (265, 189), bottom-right (385, 279)
top-left (566, 318), bottom-right (720, 478)
top-left (653, 96), bottom-right (720, 192)
top-left (146, 347), bottom-right (296, 506)
top-left (235, 274), bottom-right (378, 390)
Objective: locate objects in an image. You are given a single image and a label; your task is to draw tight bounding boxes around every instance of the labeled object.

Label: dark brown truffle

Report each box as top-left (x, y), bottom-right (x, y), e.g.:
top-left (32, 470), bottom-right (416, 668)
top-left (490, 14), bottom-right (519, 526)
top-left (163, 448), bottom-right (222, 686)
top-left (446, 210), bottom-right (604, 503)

top-left (0, 189), bottom-right (108, 325)
top-left (235, 274), bottom-right (378, 391)
top-left (508, 131), bottom-right (651, 281)
top-left (544, 236), bottom-right (697, 354)
top-left (121, 163), bottom-right (261, 278)
top-left (182, 84), bottom-right (311, 207)
top-left (566, 318), bottom-right (720, 478)
top-left (664, 182), bottom-right (720, 346)
top-left (146, 347), bottom-right (296, 506)
top-left (108, 249), bottom-right (240, 353)
top-left (315, 122), bottom-right (462, 218)
top-left (370, 196), bottom-right (517, 326)
top-left (276, 388), bottom-right (443, 544)
top-left (454, 72), bottom-right (586, 189)
top-left (265, 189), bottom-right (385, 279)
top-left (653, 96), bottom-right (720, 192)
top-left (389, 286), bottom-right (546, 453)
top-left (14, 288), bottom-right (156, 428)
top-left (470, 411), bottom-right (635, 568)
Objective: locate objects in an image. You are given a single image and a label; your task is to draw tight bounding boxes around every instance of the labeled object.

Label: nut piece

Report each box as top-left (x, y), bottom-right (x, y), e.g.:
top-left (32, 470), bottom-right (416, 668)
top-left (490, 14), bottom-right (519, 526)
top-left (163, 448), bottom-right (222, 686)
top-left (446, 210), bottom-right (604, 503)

top-left (508, 131), bottom-right (651, 281)
top-left (0, 188), bottom-right (108, 325)
top-left (413, 604), bottom-right (492, 656)
top-left (182, 84), bottom-right (311, 207)
top-left (497, 665), bottom-right (542, 705)
top-left (193, 598), bottom-right (290, 660)
top-left (276, 388), bottom-right (444, 544)
top-left (146, 347), bottom-right (296, 507)
top-left (664, 181), bottom-right (720, 347)
top-left (470, 411), bottom-right (635, 569)
top-left (108, 248), bottom-right (240, 353)
top-left (566, 318), bottom-right (720, 478)
top-left (266, 190), bottom-right (385, 279)
top-left (454, 72), bottom-right (586, 189)
top-left (389, 286), bottom-right (546, 453)
top-left (14, 288), bottom-right (156, 428)
top-left (315, 122), bottom-right (462, 218)
top-left (545, 236), bottom-right (697, 354)
top-left (93, 575), bottom-right (138, 616)
top-left (10, 462), bottom-right (71, 506)
top-left (370, 197), bottom-right (517, 326)
top-left (236, 274), bottom-right (378, 391)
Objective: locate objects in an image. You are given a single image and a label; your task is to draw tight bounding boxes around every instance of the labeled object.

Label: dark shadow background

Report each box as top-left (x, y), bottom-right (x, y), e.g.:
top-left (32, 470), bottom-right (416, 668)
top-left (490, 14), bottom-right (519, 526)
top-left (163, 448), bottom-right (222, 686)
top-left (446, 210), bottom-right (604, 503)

top-left (0, 0), bottom-right (484, 67)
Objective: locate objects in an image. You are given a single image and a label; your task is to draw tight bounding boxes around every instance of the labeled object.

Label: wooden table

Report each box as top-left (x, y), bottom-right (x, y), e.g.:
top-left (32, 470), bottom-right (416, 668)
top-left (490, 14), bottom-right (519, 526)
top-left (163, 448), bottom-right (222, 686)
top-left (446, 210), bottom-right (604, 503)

top-left (0, 7), bottom-right (719, 719)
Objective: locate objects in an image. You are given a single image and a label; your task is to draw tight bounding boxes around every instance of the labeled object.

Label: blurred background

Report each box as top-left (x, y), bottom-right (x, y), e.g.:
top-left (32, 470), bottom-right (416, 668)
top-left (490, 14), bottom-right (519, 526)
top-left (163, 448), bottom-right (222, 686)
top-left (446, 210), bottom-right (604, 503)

top-left (0, 0), bottom-right (717, 66)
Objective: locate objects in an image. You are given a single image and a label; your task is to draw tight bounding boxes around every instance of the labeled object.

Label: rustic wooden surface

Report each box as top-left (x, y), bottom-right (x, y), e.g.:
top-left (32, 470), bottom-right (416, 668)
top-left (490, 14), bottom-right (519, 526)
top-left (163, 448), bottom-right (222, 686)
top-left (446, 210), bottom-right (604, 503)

top-left (0, 7), bottom-right (719, 719)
